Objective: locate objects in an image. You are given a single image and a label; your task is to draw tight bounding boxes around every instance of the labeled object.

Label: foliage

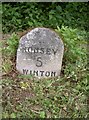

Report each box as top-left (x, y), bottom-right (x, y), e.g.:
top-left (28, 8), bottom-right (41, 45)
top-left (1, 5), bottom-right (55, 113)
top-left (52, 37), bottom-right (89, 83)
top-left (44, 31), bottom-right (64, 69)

top-left (2, 26), bottom-right (88, 118)
top-left (2, 2), bottom-right (89, 33)
top-left (2, 33), bottom-right (19, 57)
top-left (1, 1), bottom-right (89, 118)
top-left (56, 26), bottom-right (87, 63)
top-left (2, 33), bottom-right (19, 74)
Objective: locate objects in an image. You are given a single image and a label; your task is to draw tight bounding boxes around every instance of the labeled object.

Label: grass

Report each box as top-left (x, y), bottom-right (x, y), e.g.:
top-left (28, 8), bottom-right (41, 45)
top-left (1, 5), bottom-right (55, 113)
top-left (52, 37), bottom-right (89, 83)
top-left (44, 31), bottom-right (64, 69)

top-left (1, 26), bottom-right (89, 118)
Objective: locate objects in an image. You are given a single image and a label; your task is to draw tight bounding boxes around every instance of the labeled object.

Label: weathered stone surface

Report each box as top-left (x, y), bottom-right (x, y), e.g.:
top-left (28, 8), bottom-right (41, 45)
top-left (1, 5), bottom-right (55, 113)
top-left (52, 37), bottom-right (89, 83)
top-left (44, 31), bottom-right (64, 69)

top-left (16, 28), bottom-right (64, 78)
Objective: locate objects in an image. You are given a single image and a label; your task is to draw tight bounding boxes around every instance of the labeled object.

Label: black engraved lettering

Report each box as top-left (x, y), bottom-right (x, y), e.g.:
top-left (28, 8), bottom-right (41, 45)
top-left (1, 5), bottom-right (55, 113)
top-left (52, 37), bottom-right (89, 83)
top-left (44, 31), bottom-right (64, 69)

top-left (45, 71), bottom-right (50, 77)
top-left (34, 48), bottom-right (39, 53)
top-left (40, 71), bottom-right (44, 76)
top-left (23, 69), bottom-right (28, 74)
top-left (51, 71), bottom-right (56, 77)
top-left (33, 70), bottom-right (38, 76)
top-left (52, 49), bottom-right (58, 55)
top-left (29, 70), bottom-right (32, 75)
top-left (24, 47), bottom-right (32, 53)
top-left (22, 47), bottom-right (27, 52)
top-left (40, 48), bottom-right (45, 54)
top-left (28, 47), bottom-right (33, 53)
top-left (25, 47), bottom-right (29, 53)
top-left (36, 57), bottom-right (43, 67)
top-left (46, 48), bottom-right (51, 55)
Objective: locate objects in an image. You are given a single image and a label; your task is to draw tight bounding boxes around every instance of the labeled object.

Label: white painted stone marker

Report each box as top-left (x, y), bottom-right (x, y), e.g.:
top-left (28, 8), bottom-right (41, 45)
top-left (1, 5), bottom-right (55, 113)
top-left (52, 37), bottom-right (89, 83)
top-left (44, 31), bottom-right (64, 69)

top-left (16, 28), bottom-right (64, 78)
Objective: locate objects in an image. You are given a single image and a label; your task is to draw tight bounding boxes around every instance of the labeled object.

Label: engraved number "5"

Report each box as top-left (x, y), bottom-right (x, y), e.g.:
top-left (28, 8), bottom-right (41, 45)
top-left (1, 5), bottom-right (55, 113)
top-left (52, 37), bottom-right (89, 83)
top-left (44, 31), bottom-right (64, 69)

top-left (36, 57), bottom-right (43, 67)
